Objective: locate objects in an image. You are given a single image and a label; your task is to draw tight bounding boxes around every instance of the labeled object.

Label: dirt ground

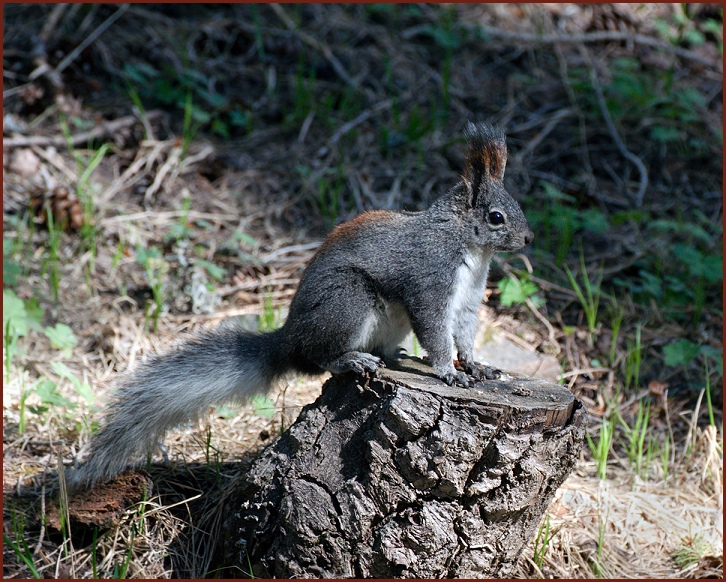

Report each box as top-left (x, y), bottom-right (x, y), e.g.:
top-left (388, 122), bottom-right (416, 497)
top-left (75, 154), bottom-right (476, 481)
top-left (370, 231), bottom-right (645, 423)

top-left (3, 3), bottom-right (723, 579)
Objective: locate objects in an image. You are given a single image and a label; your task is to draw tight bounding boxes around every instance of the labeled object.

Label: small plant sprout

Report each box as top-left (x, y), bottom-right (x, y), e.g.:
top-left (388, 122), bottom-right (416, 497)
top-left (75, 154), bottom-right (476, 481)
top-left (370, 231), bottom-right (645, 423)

top-left (315, 168), bottom-right (345, 227)
top-left (671, 533), bottom-right (715, 573)
top-left (607, 297), bottom-right (625, 366)
top-left (564, 250), bottom-right (603, 340)
top-left (660, 432), bottom-right (671, 484)
top-left (91, 528), bottom-right (99, 579)
top-left (623, 325), bottom-right (643, 391)
top-left (135, 246), bottom-right (167, 331)
top-left (4, 509), bottom-right (41, 579)
top-left (182, 91), bottom-right (204, 157)
top-left (3, 290), bottom-right (44, 382)
top-left (44, 202), bottom-right (63, 302)
top-left (702, 355), bottom-right (716, 428)
top-left (587, 414), bottom-right (615, 480)
top-left (259, 292), bottom-right (281, 332)
top-left (113, 522), bottom-right (136, 579)
top-left (594, 508), bottom-right (608, 577)
top-left (203, 427), bottom-right (224, 481)
top-left (251, 394), bottom-right (276, 420)
top-left (412, 335), bottom-right (421, 358)
top-left (621, 400), bottom-right (651, 477)
top-left (165, 197), bottom-right (193, 243)
top-left (76, 143), bottom-right (110, 272)
top-left (533, 513), bottom-right (559, 570)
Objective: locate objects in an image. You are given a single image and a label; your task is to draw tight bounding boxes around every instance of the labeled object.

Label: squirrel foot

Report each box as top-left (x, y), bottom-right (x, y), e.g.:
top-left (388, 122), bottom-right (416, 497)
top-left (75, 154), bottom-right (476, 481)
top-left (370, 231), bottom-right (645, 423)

top-left (385, 347), bottom-right (408, 362)
top-left (326, 351), bottom-right (385, 375)
top-left (456, 359), bottom-right (502, 381)
top-left (443, 370), bottom-right (471, 388)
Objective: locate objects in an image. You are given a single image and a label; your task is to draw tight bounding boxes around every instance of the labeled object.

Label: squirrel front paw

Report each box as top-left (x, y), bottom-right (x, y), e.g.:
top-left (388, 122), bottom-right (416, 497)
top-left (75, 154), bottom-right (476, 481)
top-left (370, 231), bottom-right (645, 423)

top-left (443, 370), bottom-right (471, 388)
top-left (326, 351), bottom-right (384, 375)
top-left (457, 359), bottom-right (501, 381)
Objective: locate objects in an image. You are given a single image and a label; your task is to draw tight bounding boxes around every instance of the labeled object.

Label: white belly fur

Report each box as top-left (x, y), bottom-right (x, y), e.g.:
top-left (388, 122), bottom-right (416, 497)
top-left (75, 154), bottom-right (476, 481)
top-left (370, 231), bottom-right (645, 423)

top-left (355, 301), bottom-right (412, 355)
top-left (449, 252), bottom-right (491, 320)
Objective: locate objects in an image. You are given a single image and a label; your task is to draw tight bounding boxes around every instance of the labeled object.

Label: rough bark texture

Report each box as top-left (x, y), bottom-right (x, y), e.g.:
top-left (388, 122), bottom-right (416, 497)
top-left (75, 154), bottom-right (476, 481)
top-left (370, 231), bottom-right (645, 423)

top-left (221, 357), bottom-right (586, 578)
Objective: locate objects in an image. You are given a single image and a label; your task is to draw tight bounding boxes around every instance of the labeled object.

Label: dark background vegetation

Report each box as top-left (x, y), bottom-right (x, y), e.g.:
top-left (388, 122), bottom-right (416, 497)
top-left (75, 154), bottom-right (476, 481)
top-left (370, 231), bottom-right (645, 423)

top-left (3, 3), bottom-right (723, 578)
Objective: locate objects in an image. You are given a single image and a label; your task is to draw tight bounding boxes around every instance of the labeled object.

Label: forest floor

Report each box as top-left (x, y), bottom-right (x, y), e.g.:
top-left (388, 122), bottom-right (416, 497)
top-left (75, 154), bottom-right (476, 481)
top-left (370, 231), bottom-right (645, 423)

top-left (3, 4), bottom-right (723, 579)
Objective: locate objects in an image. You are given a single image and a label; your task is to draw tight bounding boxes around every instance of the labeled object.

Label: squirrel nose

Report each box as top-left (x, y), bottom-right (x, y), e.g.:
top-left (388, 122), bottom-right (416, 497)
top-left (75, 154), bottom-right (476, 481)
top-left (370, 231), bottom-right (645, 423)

top-left (524, 230), bottom-right (534, 246)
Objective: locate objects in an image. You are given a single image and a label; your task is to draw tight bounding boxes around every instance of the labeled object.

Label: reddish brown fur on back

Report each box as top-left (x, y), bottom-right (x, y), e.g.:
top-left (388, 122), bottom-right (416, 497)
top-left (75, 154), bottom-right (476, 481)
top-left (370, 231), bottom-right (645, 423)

top-left (319, 210), bottom-right (395, 251)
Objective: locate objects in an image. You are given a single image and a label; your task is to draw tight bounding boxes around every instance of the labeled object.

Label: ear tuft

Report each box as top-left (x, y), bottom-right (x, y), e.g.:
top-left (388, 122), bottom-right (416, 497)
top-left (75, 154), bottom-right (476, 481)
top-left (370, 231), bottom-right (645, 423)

top-left (462, 122), bottom-right (508, 205)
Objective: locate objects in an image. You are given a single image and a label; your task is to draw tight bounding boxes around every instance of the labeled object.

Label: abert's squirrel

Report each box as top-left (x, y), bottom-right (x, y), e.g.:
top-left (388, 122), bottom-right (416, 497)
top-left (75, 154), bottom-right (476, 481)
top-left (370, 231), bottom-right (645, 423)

top-left (71, 122), bottom-right (533, 487)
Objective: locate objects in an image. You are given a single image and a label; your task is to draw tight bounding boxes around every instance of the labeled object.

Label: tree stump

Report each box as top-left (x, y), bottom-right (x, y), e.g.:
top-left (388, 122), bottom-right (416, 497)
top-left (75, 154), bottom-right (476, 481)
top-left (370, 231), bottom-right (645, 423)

top-left (221, 357), bottom-right (586, 578)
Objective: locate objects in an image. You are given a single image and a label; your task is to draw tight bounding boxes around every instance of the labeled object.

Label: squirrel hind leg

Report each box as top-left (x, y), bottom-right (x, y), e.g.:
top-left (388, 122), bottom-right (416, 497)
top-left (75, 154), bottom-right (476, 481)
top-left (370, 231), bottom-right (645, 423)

top-left (322, 351), bottom-right (384, 375)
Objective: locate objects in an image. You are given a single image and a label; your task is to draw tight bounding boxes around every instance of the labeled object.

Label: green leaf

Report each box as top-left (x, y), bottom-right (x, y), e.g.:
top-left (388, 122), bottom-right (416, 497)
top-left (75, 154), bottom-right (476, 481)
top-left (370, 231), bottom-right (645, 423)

top-left (27, 405), bottom-right (49, 415)
top-left (498, 277), bottom-right (540, 307)
top-left (44, 324), bottom-right (77, 353)
top-left (50, 361), bottom-right (96, 404)
top-left (3, 260), bottom-right (21, 286)
top-left (701, 255), bottom-right (723, 283)
top-left (540, 181), bottom-right (576, 203)
top-left (189, 105), bottom-right (211, 124)
top-left (73, 380), bottom-right (96, 405)
top-left (165, 222), bottom-right (190, 242)
top-left (214, 405), bottom-right (239, 419)
top-left (23, 298), bottom-right (45, 332)
top-left (194, 259), bottom-right (227, 281)
top-left (663, 339), bottom-right (700, 367)
top-left (211, 118), bottom-right (230, 139)
top-left (683, 28), bottom-right (706, 46)
top-left (135, 245), bottom-right (160, 266)
top-left (250, 394), bottom-right (276, 418)
top-left (197, 88), bottom-right (228, 109)
top-left (124, 62), bottom-right (159, 82)
top-left (33, 378), bottom-right (75, 408)
top-left (3, 289), bottom-right (28, 338)
top-left (229, 110), bottom-right (249, 128)
top-left (230, 230), bottom-right (258, 248)
top-left (702, 19), bottom-right (722, 35)
top-left (650, 125), bottom-right (684, 143)
top-left (579, 209), bottom-right (609, 234)
top-left (699, 346), bottom-right (723, 376)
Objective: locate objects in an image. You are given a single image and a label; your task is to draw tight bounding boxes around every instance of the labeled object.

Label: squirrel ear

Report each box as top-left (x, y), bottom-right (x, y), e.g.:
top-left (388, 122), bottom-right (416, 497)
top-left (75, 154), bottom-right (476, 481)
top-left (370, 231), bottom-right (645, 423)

top-left (462, 122), bottom-right (508, 206)
top-left (461, 175), bottom-right (476, 207)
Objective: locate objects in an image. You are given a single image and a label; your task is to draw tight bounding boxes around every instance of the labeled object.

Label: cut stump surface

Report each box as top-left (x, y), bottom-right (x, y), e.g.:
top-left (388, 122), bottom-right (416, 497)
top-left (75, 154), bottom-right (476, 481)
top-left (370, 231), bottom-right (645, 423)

top-left (222, 357), bottom-right (586, 578)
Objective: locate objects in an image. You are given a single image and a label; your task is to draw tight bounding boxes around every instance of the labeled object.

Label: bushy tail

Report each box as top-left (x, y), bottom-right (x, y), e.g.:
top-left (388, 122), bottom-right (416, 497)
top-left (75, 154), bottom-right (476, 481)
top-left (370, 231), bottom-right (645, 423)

top-left (70, 323), bottom-right (288, 488)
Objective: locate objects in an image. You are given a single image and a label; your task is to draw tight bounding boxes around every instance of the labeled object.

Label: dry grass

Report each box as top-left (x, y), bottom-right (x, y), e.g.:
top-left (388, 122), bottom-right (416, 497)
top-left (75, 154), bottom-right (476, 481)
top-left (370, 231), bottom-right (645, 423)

top-left (4, 3), bottom-right (722, 579)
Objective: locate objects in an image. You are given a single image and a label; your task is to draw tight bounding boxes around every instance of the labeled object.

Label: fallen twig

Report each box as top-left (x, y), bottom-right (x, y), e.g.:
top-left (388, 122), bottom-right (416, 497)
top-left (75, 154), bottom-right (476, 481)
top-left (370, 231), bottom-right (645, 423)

top-left (526, 297), bottom-right (561, 354)
top-left (4, 110), bottom-right (163, 148)
top-left (515, 107), bottom-right (575, 160)
top-left (469, 24), bottom-right (722, 72)
top-left (55, 4), bottom-right (130, 74)
top-left (39, 4), bottom-right (69, 45)
top-left (327, 99), bottom-right (393, 146)
top-left (581, 46), bottom-right (649, 207)
top-left (268, 3), bottom-right (358, 90)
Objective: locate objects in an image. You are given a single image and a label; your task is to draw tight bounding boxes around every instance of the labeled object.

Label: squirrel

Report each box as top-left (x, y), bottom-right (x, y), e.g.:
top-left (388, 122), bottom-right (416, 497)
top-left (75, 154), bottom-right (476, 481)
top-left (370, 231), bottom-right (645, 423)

top-left (69, 122), bottom-right (533, 488)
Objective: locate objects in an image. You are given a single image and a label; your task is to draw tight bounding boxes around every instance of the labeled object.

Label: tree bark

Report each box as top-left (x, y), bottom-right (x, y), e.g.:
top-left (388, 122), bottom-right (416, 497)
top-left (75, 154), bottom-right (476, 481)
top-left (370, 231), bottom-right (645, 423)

top-left (221, 357), bottom-right (586, 578)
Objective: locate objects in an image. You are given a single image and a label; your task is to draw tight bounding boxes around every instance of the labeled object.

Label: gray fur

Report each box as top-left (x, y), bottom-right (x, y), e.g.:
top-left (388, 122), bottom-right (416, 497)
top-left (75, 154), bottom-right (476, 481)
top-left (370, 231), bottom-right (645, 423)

top-left (71, 326), bottom-right (288, 487)
top-left (71, 122), bottom-right (533, 488)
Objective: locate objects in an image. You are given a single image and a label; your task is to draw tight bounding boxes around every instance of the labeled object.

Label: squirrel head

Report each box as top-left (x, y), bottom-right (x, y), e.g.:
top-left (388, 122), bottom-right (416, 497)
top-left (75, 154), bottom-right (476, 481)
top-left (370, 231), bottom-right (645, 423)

top-left (458, 121), bottom-right (533, 252)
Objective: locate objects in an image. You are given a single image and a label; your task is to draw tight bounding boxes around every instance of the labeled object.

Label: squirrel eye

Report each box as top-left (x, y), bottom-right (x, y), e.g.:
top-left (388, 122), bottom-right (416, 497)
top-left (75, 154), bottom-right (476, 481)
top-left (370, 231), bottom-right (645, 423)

top-left (488, 211), bottom-right (505, 225)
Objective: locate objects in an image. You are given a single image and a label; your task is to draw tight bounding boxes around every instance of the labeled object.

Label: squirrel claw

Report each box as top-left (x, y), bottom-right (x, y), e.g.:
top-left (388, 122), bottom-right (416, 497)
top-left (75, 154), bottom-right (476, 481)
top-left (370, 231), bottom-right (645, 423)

top-left (444, 370), bottom-right (471, 388)
top-left (457, 360), bottom-right (501, 381)
top-left (326, 352), bottom-right (384, 375)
